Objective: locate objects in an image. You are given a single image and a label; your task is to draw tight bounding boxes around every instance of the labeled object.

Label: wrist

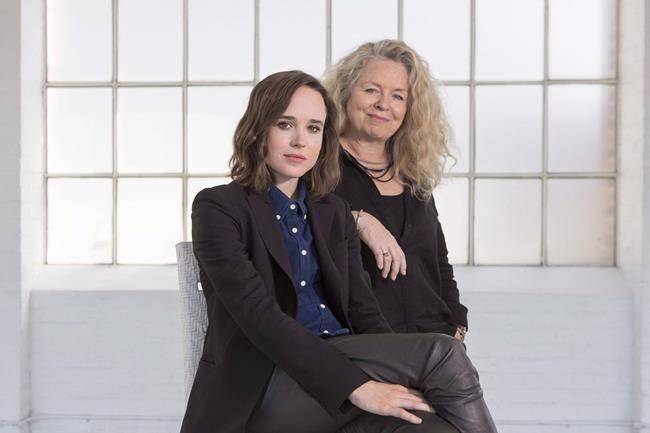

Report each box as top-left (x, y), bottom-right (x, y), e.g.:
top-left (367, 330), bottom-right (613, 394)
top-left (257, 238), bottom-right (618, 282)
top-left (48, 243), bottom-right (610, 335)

top-left (349, 379), bottom-right (372, 398)
top-left (354, 209), bottom-right (364, 227)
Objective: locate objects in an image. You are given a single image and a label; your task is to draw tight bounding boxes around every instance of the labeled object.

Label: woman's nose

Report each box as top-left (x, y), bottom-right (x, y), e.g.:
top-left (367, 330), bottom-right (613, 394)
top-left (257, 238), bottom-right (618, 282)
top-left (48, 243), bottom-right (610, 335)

top-left (374, 93), bottom-right (389, 111)
top-left (290, 132), bottom-right (306, 147)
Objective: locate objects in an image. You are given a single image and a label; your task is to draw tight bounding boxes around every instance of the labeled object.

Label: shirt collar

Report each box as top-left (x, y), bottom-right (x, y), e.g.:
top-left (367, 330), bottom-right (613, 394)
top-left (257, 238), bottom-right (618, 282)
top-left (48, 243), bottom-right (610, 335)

top-left (267, 179), bottom-right (308, 219)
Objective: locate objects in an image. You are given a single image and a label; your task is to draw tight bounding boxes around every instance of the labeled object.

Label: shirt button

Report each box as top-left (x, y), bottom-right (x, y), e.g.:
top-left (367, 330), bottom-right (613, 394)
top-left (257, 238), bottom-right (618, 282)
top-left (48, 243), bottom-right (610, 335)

top-left (291, 227), bottom-right (298, 234)
top-left (301, 250), bottom-right (307, 256)
top-left (300, 280), bottom-right (306, 287)
top-left (319, 304), bottom-right (326, 309)
top-left (276, 214), bottom-right (281, 220)
top-left (303, 215), bottom-right (307, 220)
top-left (290, 204), bottom-right (296, 210)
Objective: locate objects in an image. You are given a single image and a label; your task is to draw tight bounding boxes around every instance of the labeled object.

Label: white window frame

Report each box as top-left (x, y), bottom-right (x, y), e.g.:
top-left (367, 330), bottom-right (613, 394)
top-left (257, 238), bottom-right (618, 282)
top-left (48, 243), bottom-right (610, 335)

top-left (23, 0), bottom-right (645, 292)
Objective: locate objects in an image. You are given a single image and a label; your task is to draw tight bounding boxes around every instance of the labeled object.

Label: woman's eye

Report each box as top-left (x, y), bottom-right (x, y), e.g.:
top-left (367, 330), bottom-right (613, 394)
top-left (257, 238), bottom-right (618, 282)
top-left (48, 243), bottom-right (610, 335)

top-left (276, 121), bottom-right (292, 129)
top-left (308, 125), bottom-right (322, 133)
top-left (364, 88), bottom-right (377, 94)
top-left (393, 94), bottom-right (405, 101)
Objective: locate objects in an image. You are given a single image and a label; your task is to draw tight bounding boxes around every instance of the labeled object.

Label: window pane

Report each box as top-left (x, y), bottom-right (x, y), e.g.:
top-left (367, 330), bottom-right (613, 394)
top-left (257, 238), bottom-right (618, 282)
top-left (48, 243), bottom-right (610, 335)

top-left (118, 0), bottom-right (182, 81)
top-left (331, 0), bottom-right (397, 62)
top-left (474, 179), bottom-right (542, 264)
top-left (440, 86), bottom-right (469, 173)
top-left (47, 88), bottom-right (112, 173)
top-left (475, 85), bottom-right (543, 173)
top-left (433, 178), bottom-right (469, 265)
top-left (187, 86), bottom-right (252, 173)
top-left (259, 0), bottom-right (326, 79)
top-left (549, 0), bottom-right (616, 79)
top-left (548, 85), bottom-right (616, 172)
top-left (189, 0), bottom-right (254, 81)
top-left (48, 179), bottom-right (112, 264)
top-left (117, 178), bottom-right (182, 264)
top-left (547, 179), bottom-right (614, 265)
top-left (47, 0), bottom-right (112, 81)
top-left (187, 177), bottom-right (231, 239)
top-left (117, 88), bottom-right (182, 173)
top-left (475, 0), bottom-right (544, 80)
top-left (403, 0), bottom-right (470, 81)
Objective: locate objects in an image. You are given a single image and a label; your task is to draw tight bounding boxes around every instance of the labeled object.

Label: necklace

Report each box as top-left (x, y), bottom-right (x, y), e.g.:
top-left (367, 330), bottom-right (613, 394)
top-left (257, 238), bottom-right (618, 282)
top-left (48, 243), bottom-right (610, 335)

top-left (342, 148), bottom-right (396, 183)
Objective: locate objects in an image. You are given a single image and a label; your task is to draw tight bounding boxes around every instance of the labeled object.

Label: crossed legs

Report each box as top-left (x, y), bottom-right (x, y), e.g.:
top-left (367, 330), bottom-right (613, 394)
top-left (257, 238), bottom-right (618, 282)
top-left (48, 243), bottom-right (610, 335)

top-left (246, 333), bottom-right (497, 433)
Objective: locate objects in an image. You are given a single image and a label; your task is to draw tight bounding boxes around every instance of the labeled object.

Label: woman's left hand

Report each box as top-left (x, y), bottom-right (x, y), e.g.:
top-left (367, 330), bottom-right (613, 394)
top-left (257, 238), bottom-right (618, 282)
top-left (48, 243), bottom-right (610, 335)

top-left (354, 211), bottom-right (407, 280)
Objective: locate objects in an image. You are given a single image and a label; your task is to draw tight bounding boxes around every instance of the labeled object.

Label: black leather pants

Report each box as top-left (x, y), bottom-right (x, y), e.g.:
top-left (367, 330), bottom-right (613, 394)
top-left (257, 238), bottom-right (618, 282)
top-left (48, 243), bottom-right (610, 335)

top-left (246, 333), bottom-right (498, 433)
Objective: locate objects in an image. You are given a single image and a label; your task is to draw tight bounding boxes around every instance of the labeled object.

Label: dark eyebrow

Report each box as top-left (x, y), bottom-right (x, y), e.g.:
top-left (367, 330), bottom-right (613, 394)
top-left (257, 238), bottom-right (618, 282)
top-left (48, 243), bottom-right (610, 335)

top-left (278, 115), bottom-right (324, 126)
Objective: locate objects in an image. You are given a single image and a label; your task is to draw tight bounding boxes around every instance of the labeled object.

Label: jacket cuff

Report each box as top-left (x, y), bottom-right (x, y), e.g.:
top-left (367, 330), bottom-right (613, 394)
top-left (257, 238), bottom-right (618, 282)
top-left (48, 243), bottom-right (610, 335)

top-left (447, 301), bottom-right (468, 329)
top-left (322, 365), bottom-right (370, 418)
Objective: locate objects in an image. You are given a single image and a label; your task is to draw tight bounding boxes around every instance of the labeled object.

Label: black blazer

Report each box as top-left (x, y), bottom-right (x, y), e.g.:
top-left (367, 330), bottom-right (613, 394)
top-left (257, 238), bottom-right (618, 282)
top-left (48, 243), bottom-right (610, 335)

top-left (180, 182), bottom-right (392, 433)
top-left (334, 152), bottom-right (468, 335)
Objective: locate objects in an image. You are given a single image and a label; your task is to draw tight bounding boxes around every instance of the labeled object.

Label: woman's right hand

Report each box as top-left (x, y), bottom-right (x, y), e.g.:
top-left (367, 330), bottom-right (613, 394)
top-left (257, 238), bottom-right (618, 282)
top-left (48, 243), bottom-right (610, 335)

top-left (348, 380), bottom-right (432, 424)
top-left (354, 211), bottom-right (407, 280)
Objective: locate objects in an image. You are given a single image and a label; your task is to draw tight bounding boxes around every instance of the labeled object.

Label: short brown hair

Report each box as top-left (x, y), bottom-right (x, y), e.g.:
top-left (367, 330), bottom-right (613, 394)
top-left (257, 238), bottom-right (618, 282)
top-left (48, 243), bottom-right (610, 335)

top-left (230, 71), bottom-right (340, 197)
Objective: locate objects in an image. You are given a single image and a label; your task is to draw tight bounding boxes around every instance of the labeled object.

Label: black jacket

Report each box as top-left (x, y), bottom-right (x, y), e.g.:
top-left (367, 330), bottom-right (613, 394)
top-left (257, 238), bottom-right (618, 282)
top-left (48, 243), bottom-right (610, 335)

top-left (180, 182), bottom-right (392, 433)
top-left (334, 152), bottom-right (468, 335)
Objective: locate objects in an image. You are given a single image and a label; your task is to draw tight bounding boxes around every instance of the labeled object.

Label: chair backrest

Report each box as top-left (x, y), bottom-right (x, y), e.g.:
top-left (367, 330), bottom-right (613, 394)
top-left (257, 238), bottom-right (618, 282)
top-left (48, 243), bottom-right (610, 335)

top-left (175, 241), bottom-right (208, 402)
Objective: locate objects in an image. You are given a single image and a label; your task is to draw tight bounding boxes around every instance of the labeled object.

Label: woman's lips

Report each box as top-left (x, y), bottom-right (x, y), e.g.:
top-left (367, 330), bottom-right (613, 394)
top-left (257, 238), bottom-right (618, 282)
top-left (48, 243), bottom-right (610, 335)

top-left (284, 154), bottom-right (307, 162)
top-left (368, 113), bottom-right (389, 122)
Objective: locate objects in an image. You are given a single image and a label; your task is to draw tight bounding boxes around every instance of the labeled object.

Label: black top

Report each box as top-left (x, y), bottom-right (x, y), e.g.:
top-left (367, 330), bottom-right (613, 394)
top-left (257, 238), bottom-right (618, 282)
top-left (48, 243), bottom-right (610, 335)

top-left (334, 151), bottom-right (468, 335)
top-left (377, 192), bottom-right (406, 236)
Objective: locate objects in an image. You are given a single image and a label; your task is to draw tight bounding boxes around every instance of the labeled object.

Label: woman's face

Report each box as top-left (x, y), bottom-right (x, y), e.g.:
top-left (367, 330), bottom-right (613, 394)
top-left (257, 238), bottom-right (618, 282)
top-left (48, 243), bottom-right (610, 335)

top-left (264, 86), bottom-right (326, 185)
top-left (345, 58), bottom-right (409, 143)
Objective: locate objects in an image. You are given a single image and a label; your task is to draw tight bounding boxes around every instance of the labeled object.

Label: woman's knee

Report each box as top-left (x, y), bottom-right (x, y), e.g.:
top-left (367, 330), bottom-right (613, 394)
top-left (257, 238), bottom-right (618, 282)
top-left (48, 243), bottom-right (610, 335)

top-left (424, 333), bottom-right (468, 363)
top-left (423, 334), bottom-right (481, 391)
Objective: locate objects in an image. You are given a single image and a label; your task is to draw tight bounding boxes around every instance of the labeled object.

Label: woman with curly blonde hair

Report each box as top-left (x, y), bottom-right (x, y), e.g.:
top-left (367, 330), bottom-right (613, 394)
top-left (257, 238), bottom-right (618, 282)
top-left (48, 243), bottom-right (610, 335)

top-left (324, 40), bottom-right (468, 340)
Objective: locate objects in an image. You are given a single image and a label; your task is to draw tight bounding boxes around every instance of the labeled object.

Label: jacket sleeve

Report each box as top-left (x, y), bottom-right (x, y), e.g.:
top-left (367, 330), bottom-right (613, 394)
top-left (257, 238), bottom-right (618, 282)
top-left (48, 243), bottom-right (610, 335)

top-left (343, 201), bottom-right (394, 334)
top-left (431, 197), bottom-right (469, 329)
top-left (191, 189), bottom-right (370, 417)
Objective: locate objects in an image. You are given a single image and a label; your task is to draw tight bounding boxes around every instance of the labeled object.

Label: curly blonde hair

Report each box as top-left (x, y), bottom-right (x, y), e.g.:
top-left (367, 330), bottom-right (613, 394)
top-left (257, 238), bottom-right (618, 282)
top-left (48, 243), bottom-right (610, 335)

top-left (322, 39), bottom-right (455, 200)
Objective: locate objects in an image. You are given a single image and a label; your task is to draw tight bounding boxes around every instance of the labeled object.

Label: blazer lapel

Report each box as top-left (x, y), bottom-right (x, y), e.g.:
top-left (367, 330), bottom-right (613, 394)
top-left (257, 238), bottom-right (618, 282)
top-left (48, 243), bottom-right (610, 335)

top-left (246, 190), bottom-right (294, 282)
top-left (306, 195), bottom-right (347, 321)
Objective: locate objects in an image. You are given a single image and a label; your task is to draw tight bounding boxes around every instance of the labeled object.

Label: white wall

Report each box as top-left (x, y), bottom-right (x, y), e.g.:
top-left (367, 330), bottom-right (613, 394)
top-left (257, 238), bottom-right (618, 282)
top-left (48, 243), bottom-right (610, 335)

top-left (0, 0), bottom-right (26, 432)
top-left (29, 290), bottom-right (183, 433)
top-left (25, 270), bottom-right (634, 433)
top-left (1, 0), bottom-right (646, 432)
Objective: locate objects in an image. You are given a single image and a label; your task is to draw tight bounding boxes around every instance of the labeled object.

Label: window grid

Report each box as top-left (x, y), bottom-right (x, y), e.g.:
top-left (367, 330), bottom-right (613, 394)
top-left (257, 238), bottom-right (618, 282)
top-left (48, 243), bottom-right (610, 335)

top-left (111, 0), bottom-right (118, 263)
top-left (43, 0), bottom-right (619, 266)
